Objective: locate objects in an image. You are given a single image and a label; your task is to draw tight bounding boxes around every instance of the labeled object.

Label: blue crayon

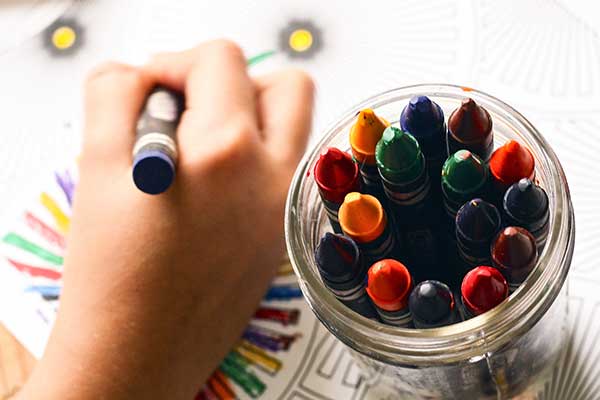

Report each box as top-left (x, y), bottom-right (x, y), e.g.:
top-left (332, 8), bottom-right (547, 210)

top-left (503, 178), bottom-right (549, 250)
top-left (400, 95), bottom-right (447, 196)
top-left (315, 233), bottom-right (379, 320)
top-left (132, 86), bottom-right (184, 195)
top-left (264, 284), bottom-right (303, 301)
top-left (408, 280), bottom-right (461, 328)
top-left (25, 285), bottom-right (61, 299)
top-left (455, 199), bottom-right (502, 272)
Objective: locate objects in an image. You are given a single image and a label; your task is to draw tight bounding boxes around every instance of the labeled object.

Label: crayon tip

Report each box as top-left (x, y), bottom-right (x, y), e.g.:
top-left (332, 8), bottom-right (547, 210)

top-left (504, 178), bottom-right (549, 221)
top-left (376, 126), bottom-right (423, 179)
top-left (441, 150), bottom-right (488, 193)
top-left (315, 233), bottom-right (361, 283)
top-left (490, 140), bottom-right (535, 187)
top-left (409, 280), bottom-right (455, 325)
top-left (400, 96), bottom-right (446, 155)
top-left (456, 199), bottom-right (501, 242)
top-left (461, 266), bottom-right (508, 315)
top-left (491, 227), bottom-right (537, 281)
top-left (314, 148), bottom-right (360, 203)
top-left (339, 193), bottom-right (386, 243)
top-left (366, 259), bottom-right (412, 311)
top-left (448, 98), bottom-right (492, 143)
top-left (132, 150), bottom-right (175, 195)
top-left (349, 109), bottom-right (389, 164)
top-left (411, 95), bottom-right (432, 112)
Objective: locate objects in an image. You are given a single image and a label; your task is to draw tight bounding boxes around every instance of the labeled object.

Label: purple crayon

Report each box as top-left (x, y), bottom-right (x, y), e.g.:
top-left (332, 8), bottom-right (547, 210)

top-left (242, 325), bottom-right (300, 352)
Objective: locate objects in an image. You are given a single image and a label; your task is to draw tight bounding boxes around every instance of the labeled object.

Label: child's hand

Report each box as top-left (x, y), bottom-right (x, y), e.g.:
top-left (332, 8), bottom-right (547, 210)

top-left (20, 40), bottom-right (314, 400)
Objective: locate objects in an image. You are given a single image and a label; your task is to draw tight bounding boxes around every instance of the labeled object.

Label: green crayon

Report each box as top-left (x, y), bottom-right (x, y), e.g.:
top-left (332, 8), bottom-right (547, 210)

top-left (441, 150), bottom-right (489, 221)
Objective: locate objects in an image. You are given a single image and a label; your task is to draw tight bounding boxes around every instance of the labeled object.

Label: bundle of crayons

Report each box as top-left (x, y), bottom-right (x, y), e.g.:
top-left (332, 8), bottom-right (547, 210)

top-left (313, 96), bottom-right (549, 327)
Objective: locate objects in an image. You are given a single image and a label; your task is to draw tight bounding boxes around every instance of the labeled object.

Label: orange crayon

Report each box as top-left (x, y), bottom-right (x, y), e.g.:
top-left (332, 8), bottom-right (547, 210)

top-left (349, 109), bottom-right (390, 199)
top-left (339, 192), bottom-right (397, 265)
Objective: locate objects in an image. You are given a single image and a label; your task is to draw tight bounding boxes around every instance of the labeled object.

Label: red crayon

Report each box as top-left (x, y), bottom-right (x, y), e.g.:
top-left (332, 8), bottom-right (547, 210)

top-left (461, 266), bottom-right (508, 318)
top-left (253, 307), bottom-right (300, 326)
top-left (489, 140), bottom-right (535, 194)
top-left (314, 148), bottom-right (361, 233)
top-left (366, 259), bottom-right (413, 327)
top-left (491, 227), bottom-right (538, 292)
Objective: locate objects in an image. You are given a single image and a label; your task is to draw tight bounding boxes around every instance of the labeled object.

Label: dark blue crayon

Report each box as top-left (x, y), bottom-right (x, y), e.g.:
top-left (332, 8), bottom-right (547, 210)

top-left (502, 178), bottom-right (549, 250)
top-left (132, 86), bottom-right (184, 195)
top-left (408, 280), bottom-right (461, 328)
top-left (400, 95), bottom-right (447, 196)
top-left (315, 233), bottom-right (379, 320)
top-left (264, 284), bottom-right (303, 301)
top-left (455, 199), bottom-right (502, 272)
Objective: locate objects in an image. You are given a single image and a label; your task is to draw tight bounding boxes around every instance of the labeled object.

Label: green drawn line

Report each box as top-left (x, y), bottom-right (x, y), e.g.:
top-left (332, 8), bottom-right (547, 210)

top-left (220, 352), bottom-right (266, 398)
top-left (247, 50), bottom-right (276, 67)
top-left (2, 233), bottom-right (63, 266)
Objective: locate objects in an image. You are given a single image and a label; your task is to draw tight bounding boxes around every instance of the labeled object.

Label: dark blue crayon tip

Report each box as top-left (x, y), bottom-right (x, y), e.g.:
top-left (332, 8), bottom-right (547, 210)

top-left (132, 150), bottom-right (175, 195)
top-left (400, 95), bottom-right (445, 142)
top-left (504, 178), bottom-right (549, 224)
top-left (409, 280), bottom-right (456, 327)
top-left (315, 233), bottom-right (361, 284)
top-left (456, 199), bottom-right (501, 242)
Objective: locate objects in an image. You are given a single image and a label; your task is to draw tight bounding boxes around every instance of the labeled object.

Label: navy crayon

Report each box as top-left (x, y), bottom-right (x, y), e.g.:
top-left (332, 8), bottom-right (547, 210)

top-left (315, 233), bottom-right (379, 320)
top-left (409, 280), bottom-right (461, 328)
top-left (400, 95), bottom-right (447, 196)
top-left (502, 178), bottom-right (549, 249)
top-left (456, 199), bottom-right (502, 271)
top-left (314, 148), bottom-right (361, 233)
top-left (132, 86), bottom-right (184, 195)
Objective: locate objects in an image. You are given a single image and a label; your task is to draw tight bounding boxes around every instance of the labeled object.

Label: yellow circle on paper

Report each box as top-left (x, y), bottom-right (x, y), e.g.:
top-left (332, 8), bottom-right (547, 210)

top-left (289, 29), bottom-right (313, 53)
top-left (52, 26), bottom-right (76, 50)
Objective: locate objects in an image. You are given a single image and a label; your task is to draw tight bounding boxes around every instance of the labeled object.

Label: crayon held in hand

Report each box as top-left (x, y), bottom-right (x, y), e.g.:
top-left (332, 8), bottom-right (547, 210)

top-left (366, 259), bottom-right (413, 327)
top-left (448, 98), bottom-right (494, 160)
top-left (489, 140), bottom-right (535, 195)
top-left (491, 227), bottom-right (538, 292)
top-left (408, 280), bottom-right (461, 328)
top-left (132, 86), bottom-right (184, 195)
top-left (502, 178), bottom-right (549, 249)
top-left (349, 109), bottom-right (389, 200)
top-left (314, 147), bottom-right (361, 233)
top-left (461, 266), bottom-right (508, 319)
top-left (315, 233), bottom-right (379, 320)
top-left (338, 192), bottom-right (397, 266)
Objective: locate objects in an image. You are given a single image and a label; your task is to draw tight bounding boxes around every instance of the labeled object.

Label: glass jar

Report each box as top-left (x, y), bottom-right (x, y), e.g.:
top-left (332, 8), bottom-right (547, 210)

top-left (285, 84), bottom-right (575, 399)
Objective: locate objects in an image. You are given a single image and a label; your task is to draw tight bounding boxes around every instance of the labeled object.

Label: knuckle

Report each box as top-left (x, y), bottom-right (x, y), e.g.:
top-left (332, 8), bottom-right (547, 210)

top-left (206, 39), bottom-right (244, 61)
top-left (85, 62), bottom-right (145, 96)
top-left (283, 69), bottom-right (315, 95)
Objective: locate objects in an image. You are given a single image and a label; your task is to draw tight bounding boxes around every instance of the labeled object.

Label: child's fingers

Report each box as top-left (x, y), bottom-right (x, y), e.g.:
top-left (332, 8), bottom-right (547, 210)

top-left (144, 40), bottom-right (257, 131)
top-left (254, 69), bottom-right (315, 167)
top-left (83, 62), bottom-right (154, 163)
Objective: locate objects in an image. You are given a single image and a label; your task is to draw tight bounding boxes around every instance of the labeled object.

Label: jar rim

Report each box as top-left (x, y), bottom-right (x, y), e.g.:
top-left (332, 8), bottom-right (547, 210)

top-left (285, 84), bottom-right (575, 365)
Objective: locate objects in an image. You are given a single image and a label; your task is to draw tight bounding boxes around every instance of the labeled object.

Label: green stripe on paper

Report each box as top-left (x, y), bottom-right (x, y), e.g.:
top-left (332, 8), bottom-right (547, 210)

top-left (3, 233), bottom-right (63, 265)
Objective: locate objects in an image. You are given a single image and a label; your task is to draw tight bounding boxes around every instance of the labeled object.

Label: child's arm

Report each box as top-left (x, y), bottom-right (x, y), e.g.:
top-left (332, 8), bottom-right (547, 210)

top-left (17, 40), bottom-right (314, 400)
